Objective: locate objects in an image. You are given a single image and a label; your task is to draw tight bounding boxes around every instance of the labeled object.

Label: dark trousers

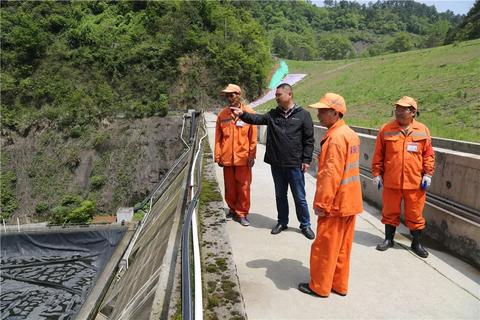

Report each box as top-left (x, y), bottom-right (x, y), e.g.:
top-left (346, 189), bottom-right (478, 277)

top-left (270, 165), bottom-right (311, 228)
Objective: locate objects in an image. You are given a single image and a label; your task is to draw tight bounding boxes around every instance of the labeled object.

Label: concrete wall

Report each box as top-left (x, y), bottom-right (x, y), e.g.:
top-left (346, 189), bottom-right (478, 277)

top-left (256, 123), bottom-right (480, 266)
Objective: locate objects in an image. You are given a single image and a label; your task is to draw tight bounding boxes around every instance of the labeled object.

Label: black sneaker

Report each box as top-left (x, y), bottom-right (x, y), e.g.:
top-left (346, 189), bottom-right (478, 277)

top-left (298, 283), bottom-right (327, 298)
top-left (226, 210), bottom-right (235, 220)
top-left (239, 217), bottom-right (250, 227)
top-left (271, 223), bottom-right (288, 235)
top-left (301, 226), bottom-right (315, 240)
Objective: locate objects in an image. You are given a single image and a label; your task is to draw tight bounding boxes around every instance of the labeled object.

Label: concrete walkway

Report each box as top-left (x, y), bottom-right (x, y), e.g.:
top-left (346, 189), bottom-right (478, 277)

top-left (205, 112), bottom-right (479, 319)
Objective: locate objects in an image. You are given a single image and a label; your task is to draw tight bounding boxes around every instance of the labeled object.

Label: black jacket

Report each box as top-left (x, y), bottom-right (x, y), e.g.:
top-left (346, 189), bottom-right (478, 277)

top-left (240, 105), bottom-right (314, 167)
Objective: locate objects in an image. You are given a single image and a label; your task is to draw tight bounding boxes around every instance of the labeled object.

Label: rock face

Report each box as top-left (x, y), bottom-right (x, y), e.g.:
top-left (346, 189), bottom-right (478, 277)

top-left (1, 115), bottom-right (186, 222)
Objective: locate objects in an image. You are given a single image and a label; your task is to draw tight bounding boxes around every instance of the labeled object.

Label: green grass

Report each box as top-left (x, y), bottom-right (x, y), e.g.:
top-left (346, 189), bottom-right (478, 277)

top-left (257, 39), bottom-right (480, 142)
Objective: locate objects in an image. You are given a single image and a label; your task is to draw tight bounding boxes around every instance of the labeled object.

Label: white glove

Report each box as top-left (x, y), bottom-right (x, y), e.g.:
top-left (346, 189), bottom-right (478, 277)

top-left (421, 175), bottom-right (432, 190)
top-left (372, 176), bottom-right (383, 190)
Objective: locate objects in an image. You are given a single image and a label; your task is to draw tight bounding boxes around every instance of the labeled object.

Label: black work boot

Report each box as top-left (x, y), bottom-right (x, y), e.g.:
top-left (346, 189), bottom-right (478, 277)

top-left (411, 229), bottom-right (429, 258)
top-left (376, 224), bottom-right (396, 251)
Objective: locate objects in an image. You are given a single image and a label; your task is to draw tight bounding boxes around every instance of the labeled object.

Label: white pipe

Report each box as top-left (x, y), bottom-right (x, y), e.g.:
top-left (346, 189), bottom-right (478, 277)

top-left (180, 115), bottom-right (189, 147)
top-left (3, 219), bottom-right (6, 233)
top-left (192, 209), bottom-right (203, 320)
top-left (190, 115), bottom-right (207, 320)
top-left (17, 217), bottom-right (20, 232)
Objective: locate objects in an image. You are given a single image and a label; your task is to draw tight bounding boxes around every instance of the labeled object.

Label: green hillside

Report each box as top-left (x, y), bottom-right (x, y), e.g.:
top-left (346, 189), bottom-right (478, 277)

top-left (257, 39), bottom-right (480, 142)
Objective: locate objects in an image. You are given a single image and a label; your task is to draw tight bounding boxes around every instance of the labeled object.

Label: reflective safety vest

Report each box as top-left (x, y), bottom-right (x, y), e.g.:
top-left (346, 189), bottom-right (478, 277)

top-left (372, 119), bottom-right (435, 189)
top-left (314, 120), bottom-right (363, 217)
top-left (214, 103), bottom-right (257, 167)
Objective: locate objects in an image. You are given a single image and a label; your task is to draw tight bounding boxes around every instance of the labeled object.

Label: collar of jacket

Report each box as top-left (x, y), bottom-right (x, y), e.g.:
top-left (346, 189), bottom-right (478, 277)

top-left (321, 119), bottom-right (346, 144)
top-left (276, 104), bottom-right (299, 116)
top-left (391, 119), bottom-right (423, 130)
top-left (390, 119), bottom-right (426, 136)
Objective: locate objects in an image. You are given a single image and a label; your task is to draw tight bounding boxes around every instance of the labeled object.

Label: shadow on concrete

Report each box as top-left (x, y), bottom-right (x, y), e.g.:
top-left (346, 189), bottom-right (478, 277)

top-left (354, 230), bottom-right (405, 251)
top-left (246, 258), bottom-right (310, 290)
top-left (245, 213), bottom-right (277, 230)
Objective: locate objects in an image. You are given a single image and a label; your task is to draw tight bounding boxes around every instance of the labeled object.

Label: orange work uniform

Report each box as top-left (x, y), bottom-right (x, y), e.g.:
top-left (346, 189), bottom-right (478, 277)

top-left (372, 119), bottom-right (435, 230)
top-left (214, 103), bottom-right (257, 217)
top-left (310, 120), bottom-right (363, 297)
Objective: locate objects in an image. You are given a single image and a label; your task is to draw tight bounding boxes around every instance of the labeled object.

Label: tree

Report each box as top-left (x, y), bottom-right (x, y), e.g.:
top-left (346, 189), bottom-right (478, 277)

top-left (318, 34), bottom-right (355, 60)
top-left (424, 19), bottom-right (450, 48)
top-left (387, 32), bottom-right (414, 52)
top-left (445, 0), bottom-right (480, 43)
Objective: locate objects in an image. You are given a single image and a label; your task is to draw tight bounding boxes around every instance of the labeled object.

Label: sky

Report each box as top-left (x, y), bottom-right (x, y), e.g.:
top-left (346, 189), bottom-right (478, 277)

top-left (312, 1), bottom-right (475, 15)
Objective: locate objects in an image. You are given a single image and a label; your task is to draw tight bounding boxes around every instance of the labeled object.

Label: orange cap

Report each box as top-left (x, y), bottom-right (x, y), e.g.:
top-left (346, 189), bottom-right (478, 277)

top-left (221, 84), bottom-right (241, 94)
top-left (308, 93), bottom-right (347, 115)
top-left (395, 96), bottom-right (417, 110)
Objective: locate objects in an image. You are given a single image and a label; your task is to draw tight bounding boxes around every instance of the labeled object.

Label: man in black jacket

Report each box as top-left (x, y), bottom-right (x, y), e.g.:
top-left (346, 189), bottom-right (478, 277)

top-left (231, 83), bottom-right (315, 239)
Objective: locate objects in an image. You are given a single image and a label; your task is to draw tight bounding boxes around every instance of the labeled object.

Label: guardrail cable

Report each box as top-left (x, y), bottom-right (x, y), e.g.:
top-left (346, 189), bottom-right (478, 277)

top-left (120, 114), bottom-right (193, 271)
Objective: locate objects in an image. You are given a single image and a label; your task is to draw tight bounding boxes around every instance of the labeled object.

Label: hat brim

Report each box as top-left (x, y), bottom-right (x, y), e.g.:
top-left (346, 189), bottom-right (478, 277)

top-left (308, 102), bottom-right (332, 109)
top-left (395, 102), bottom-right (416, 109)
top-left (221, 90), bottom-right (239, 94)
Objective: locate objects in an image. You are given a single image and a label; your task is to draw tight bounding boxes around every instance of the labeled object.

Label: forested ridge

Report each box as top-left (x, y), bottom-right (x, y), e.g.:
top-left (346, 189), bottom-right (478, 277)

top-left (1, 0), bottom-right (478, 134)
top-left (1, 0), bottom-right (270, 135)
top-left (242, 0), bottom-right (469, 60)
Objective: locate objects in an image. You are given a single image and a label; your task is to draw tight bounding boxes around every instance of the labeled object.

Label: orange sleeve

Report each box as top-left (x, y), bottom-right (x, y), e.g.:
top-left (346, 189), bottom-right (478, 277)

top-left (371, 130), bottom-right (385, 177)
top-left (247, 107), bottom-right (257, 159)
top-left (248, 124), bottom-right (257, 159)
top-left (313, 142), bottom-right (345, 214)
top-left (214, 116), bottom-right (222, 163)
top-left (422, 129), bottom-right (435, 176)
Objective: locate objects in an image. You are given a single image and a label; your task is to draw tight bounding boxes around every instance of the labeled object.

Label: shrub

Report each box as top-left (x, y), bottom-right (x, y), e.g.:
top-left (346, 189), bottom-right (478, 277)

top-left (60, 194), bottom-right (82, 206)
top-left (90, 175), bottom-right (106, 189)
top-left (318, 34), bottom-right (355, 60)
top-left (50, 205), bottom-right (69, 224)
top-left (49, 199), bottom-right (95, 224)
top-left (92, 132), bottom-right (110, 150)
top-left (387, 32), bottom-right (414, 52)
top-left (35, 202), bottom-right (49, 215)
top-left (66, 200), bottom-right (95, 223)
top-left (0, 170), bottom-right (18, 220)
top-left (69, 125), bottom-right (84, 138)
top-left (64, 150), bottom-right (80, 170)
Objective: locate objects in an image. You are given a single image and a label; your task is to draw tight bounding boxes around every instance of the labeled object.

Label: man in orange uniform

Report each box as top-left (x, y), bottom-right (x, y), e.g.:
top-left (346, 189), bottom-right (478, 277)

top-left (298, 93), bottom-right (363, 298)
top-left (372, 96), bottom-right (435, 258)
top-left (215, 84), bottom-right (257, 226)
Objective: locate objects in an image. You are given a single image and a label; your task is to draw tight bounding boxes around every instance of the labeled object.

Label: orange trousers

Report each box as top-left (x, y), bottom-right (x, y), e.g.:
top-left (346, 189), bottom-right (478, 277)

top-left (309, 215), bottom-right (356, 297)
top-left (223, 166), bottom-right (252, 217)
top-left (382, 187), bottom-right (426, 230)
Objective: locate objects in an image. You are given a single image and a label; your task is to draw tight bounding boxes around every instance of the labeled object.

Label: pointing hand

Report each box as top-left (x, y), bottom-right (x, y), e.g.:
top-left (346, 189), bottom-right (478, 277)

top-left (230, 107), bottom-right (243, 116)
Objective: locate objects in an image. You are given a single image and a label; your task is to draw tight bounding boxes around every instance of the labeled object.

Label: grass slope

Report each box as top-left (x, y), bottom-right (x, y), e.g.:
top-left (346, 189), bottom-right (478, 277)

top-left (257, 39), bottom-right (480, 142)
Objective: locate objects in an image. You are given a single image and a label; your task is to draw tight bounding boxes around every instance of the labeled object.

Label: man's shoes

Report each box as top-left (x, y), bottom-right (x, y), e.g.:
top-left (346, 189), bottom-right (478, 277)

top-left (298, 283), bottom-right (327, 298)
top-left (226, 210), bottom-right (235, 220)
top-left (233, 215), bottom-right (250, 227)
top-left (301, 226), bottom-right (315, 240)
top-left (411, 229), bottom-right (429, 258)
top-left (376, 239), bottom-right (394, 251)
top-left (271, 223), bottom-right (288, 235)
top-left (239, 217), bottom-right (250, 227)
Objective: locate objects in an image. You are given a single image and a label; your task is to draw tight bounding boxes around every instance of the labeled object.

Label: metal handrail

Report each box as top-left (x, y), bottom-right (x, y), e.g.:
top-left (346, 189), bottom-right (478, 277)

top-left (182, 112), bottom-right (207, 320)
